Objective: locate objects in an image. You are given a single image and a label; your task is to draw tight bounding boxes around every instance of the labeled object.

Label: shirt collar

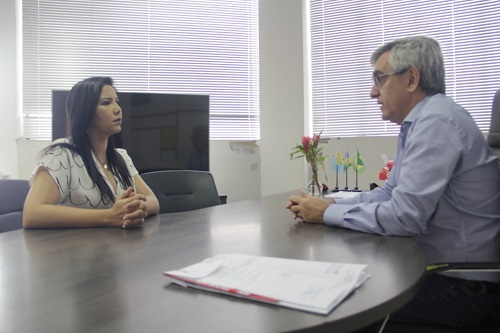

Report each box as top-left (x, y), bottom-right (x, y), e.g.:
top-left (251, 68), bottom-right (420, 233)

top-left (402, 95), bottom-right (432, 126)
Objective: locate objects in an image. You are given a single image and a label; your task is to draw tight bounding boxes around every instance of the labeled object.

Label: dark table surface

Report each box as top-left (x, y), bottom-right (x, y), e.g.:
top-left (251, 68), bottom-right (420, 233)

top-left (0, 191), bottom-right (426, 333)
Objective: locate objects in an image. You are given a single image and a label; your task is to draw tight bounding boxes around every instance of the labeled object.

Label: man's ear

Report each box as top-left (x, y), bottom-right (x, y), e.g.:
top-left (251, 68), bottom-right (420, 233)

top-left (406, 67), bottom-right (420, 93)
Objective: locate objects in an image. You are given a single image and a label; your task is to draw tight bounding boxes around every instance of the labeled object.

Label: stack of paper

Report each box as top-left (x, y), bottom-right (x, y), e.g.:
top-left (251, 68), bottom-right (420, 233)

top-left (323, 191), bottom-right (361, 200)
top-left (164, 253), bottom-right (369, 315)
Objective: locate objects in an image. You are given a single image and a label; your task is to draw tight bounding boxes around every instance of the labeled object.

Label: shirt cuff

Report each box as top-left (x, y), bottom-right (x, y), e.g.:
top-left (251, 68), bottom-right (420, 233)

top-left (324, 203), bottom-right (356, 227)
top-left (333, 198), bottom-right (354, 205)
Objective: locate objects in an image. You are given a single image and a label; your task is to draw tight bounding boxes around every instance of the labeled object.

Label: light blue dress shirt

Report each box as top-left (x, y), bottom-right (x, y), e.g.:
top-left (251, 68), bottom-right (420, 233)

top-left (324, 94), bottom-right (500, 282)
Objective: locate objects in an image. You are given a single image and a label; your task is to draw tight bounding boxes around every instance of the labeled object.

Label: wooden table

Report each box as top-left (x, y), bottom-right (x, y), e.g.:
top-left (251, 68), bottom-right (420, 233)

top-left (0, 191), bottom-right (426, 332)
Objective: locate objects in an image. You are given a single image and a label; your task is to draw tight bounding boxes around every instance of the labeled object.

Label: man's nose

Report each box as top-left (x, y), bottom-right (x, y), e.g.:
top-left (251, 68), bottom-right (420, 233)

top-left (370, 86), bottom-right (380, 99)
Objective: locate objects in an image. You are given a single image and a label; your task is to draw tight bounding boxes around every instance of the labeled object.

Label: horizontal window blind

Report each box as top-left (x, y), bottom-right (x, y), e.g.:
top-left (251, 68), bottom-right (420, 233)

top-left (22, 0), bottom-right (260, 140)
top-left (310, 0), bottom-right (500, 137)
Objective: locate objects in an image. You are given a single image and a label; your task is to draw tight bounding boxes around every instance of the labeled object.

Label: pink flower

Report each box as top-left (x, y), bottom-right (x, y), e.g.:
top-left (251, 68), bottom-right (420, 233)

top-left (290, 132), bottom-right (327, 189)
top-left (312, 134), bottom-right (319, 148)
top-left (302, 136), bottom-right (311, 154)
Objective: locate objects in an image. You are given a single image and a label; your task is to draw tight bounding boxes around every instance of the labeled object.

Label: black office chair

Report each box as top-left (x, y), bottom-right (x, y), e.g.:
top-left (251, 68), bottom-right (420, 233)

top-left (380, 89), bottom-right (500, 333)
top-left (141, 170), bottom-right (221, 214)
top-left (487, 88), bottom-right (500, 159)
top-left (0, 179), bottom-right (30, 233)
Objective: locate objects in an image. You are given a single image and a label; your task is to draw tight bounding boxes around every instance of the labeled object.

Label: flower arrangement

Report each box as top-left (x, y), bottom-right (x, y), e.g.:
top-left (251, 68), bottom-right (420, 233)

top-left (290, 132), bottom-right (328, 196)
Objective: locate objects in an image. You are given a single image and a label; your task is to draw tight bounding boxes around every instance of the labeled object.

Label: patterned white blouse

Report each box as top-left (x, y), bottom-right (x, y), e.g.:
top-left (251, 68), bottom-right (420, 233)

top-left (30, 138), bottom-right (138, 209)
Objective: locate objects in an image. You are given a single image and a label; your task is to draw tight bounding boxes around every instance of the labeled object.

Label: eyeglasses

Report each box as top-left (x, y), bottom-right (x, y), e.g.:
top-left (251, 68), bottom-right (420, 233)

top-left (372, 68), bottom-right (408, 89)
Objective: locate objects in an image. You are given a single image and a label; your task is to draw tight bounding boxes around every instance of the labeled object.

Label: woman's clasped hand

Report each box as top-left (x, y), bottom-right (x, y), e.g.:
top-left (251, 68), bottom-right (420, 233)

top-left (110, 187), bottom-right (148, 228)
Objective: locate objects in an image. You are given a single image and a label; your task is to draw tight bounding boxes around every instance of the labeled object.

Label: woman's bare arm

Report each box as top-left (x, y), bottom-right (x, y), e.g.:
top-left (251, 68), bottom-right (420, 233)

top-left (23, 168), bottom-right (147, 229)
top-left (133, 174), bottom-right (160, 216)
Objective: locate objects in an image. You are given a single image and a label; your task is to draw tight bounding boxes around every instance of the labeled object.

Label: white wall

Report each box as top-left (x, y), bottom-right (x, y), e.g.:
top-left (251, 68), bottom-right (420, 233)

top-left (0, 0), bottom-right (18, 179)
top-left (258, 0), bottom-right (397, 194)
top-left (5, 0), bottom-right (397, 202)
top-left (259, 0), bottom-right (306, 196)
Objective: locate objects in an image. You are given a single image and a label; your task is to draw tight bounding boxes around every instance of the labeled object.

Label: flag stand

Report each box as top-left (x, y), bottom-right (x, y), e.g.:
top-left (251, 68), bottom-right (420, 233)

top-left (353, 167), bottom-right (361, 192)
top-left (343, 166), bottom-right (351, 192)
top-left (353, 148), bottom-right (364, 192)
top-left (331, 152), bottom-right (342, 192)
top-left (333, 167), bottom-right (340, 192)
top-left (342, 150), bottom-right (351, 192)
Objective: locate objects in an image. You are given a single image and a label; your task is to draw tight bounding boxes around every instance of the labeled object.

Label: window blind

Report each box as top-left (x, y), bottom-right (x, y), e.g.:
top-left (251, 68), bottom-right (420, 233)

top-left (22, 0), bottom-right (260, 140)
top-left (310, 0), bottom-right (500, 137)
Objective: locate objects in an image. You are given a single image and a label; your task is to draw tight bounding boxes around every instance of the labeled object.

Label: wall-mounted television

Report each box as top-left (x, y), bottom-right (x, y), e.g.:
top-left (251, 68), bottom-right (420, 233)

top-left (52, 91), bottom-right (210, 173)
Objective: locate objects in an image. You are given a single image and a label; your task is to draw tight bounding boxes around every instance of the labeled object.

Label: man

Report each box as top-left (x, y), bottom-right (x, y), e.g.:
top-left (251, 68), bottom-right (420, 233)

top-left (286, 36), bottom-right (500, 327)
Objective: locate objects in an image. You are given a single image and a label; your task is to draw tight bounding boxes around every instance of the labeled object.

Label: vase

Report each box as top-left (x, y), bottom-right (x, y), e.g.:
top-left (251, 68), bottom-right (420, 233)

top-left (308, 163), bottom-right (323, 197)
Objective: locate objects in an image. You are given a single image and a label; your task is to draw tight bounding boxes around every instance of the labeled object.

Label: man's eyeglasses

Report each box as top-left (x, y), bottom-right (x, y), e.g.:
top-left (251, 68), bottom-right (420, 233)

top-left (372, 68), bottom-right (408, 89)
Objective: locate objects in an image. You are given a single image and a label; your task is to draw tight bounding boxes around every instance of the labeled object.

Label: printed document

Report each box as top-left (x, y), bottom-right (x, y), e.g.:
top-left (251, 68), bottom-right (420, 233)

top-left (164, 253), bottom-right (369, 315)
top-left (324, 191), bottom-right (361, 200)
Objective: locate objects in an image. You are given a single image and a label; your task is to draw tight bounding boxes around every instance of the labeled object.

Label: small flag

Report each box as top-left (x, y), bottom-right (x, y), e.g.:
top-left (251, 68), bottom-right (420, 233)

top-left (332, 150), bottom-right (344, 173)
top-left (344, 151), bottom-right (352, 171)
top-left (355, 148), bottom-right (365, 174)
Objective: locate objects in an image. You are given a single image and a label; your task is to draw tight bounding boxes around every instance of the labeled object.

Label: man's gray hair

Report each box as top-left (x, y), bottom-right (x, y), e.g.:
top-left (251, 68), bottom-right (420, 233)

top-left (371, 36), bottom-right (445, 95)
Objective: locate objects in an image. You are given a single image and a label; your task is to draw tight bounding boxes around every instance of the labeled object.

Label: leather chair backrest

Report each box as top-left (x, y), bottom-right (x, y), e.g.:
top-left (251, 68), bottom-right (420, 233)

top-left (0, 179), bottom-right (30, 232)
top-left (141, 170), bottom-right (221, 214)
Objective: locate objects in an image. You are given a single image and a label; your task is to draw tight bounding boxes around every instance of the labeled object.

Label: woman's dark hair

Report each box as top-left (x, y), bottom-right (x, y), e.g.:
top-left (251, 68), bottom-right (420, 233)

top-left (46, 76), bottom-right (133, 203)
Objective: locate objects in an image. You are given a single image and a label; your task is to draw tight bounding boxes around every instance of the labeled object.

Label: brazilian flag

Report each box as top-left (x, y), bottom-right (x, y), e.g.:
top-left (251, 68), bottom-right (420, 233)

top-left (355, 148), bottom-right (365, 174)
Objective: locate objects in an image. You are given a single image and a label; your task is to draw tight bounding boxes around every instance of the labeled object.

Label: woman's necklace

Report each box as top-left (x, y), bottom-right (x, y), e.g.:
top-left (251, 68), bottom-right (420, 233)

top-left (95, 155), bottom-right (109, 170)
top-left (92, 148), bottom-right (109, 170)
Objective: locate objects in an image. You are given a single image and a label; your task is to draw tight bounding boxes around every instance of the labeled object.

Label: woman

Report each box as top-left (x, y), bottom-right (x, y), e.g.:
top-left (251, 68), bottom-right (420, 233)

top-left (23, 77), bottom-right (160, 228)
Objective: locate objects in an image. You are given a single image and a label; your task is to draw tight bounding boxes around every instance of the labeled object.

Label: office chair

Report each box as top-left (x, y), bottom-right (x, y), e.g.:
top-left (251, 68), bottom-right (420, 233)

top-left (0, 179), bottom-right (30, 233)
top-left (381, 89), bottom-right (500, 333)
top-left (487, 88), bottom-right (500, 159)
top-left (141, 170), bottom-right (221, 214)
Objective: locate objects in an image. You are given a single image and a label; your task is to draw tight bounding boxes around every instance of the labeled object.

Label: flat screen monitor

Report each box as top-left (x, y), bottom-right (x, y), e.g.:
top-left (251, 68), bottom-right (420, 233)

top-left (52, 91), bottom-right (210, 173)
